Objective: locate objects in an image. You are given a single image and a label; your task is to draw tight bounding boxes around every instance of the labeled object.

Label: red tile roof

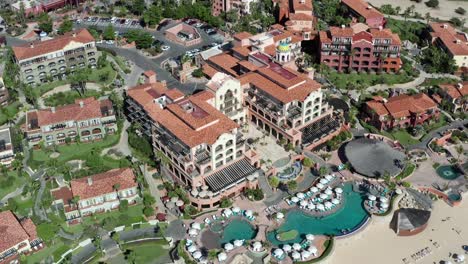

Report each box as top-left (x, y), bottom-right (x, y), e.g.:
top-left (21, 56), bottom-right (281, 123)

top-left (26, 97), bottom-right (114, 129)
top-left (143, 70), bottom-right (156, 77)
top-left (233, 32), bottom-right (253, 41)
top-left (202, 64), bottom-right (219, 78)
top-left (207, 53), bottom-right (240, 77)
top-left (289, 13), bottom-right (313, 21)
top-left (12, 29), bottom-right (95, 61)
top-left (70, 168), bottom-right (137, 200)
top-left (232, 46), bottom-right (252, 57)
top-left (0, 211), bottom-right (37, 253)
top-left (341, 0), bottom-right (383, 20)
top-left (439, 82), bottom-right (468, 99)
top-left (292, 0), bottom-right (313, 11)
top-left (429, 23), bottom-right (468, 56)
top-left (366, 93), bottom-right (437, 119)
top-left (127, 83), bottom-right (184, 117)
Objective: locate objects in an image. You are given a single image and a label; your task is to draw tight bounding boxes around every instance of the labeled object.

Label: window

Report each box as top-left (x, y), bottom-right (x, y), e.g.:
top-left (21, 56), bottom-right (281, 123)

top-left (215, 145), bottom-right (223, 152)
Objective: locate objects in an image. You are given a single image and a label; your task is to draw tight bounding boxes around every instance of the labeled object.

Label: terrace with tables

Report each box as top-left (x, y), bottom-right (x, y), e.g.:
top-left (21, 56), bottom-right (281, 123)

top-left (301, 115), bottom-right (342, 148)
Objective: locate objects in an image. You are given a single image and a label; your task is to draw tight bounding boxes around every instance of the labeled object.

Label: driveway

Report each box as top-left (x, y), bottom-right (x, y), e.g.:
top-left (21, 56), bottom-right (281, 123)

top-left (408, 119), bottom-right (468, 150)
top-left (118, 226), bottom-right (159, 242)
top-left (71, 244), bottom-right (97, 264)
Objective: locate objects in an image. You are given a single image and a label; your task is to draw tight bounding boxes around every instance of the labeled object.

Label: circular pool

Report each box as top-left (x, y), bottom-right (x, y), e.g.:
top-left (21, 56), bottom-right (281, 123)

top-left (220, 219), bottom-right (257, 244)
top-left (267, 183), bottom-right (369, 245)
top-left (448, 192), bottom-right (461, 202)
top-left (436, 165), bottom-right (462, 180)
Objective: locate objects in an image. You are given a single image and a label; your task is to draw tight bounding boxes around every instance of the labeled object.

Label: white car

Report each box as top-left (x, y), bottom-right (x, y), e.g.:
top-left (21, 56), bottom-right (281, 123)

top-left (194, 23), bottom-right (203, 28)
top-left (161, 45), bottom-right (170, 51)
top-left (96, 40), bottom-right (103, 44)
top-left (106, 40), bottom-right (114, 45)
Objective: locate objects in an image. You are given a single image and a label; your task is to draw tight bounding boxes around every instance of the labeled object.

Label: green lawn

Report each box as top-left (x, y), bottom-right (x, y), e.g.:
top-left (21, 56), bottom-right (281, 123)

top-left (327, 72), bottom-right (414, 90)
top-left (82, 204), bottom-right (145, 228)
top-left (396, 163), bottom-right (416, 180)
top-left (109, 54), bottom-right (130, 73)
top-left (390, 130), bottom-right (420, 146)
top-left (420, 77), bottom-right (459, 87)
top-left (28, 133), bottom-right (120, 169)
top-left (122, 240), bottom-right (170, 264)
top-left (44, 89), bottom-right (104, 107)
top-left (0, 102), bottom-right (22, 125)
top-left (277, 229), bottom-right (299, 241)
top-left (386, 18), bottom-right (427, 44)
top-left (0, 171), bottom-right (24, 201)
top-left (25, 241), bottom-right (65, 264)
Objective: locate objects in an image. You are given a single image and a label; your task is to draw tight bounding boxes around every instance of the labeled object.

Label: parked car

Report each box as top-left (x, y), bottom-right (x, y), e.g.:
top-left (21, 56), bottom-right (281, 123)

top-left (161, 45), bottom-right (170, 51)
top-left (194, 23), bottom-right (204, 28)
top-left (106, 40), bottom-right (114, 45)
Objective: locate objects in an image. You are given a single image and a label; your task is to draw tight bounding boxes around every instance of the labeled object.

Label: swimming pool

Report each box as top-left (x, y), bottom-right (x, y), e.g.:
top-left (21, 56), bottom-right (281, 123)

top-left (436, 165), bottom-right (462, 180)
top-left (267, 183), bottom-right (369, 245)
top-left (448, 192), bottom-right (461, 202)
top-left (220, 219), bottom-right (257, 244)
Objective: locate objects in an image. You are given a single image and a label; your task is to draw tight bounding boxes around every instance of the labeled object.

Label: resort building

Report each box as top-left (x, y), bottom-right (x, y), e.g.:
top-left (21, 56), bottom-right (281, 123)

top-left (24, 97), bottom-right (117, 147)
top-left (318, 26), bottom-right (402, 73)
top-left (11, 0), bottom-right (84, 15)
top-left (435, 82), bottom-right (468, 113)
top-left (0, 127), bottom-right (15, 167)
top-left (51, 168), bottom-right (140, 223)
top-left (428, 23), bottom-right (468, 73)
top-left (0, 77), bottom-right (9, 107)
top-left (276, 0), bottom-right (314, 35)
top-left (211, 0), bottom-right (258, 17)
top-left (340, 0), bottom-right (385, 28)
top-left (12, 28), bottom-right (98, 85)
top-left (364, 93), bottom-right (440, 130)
top-left (0, 211), bottom-right (43, 263)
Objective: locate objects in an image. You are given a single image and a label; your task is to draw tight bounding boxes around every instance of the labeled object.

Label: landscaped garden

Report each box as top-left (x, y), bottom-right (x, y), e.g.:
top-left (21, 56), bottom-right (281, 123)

top-left (44, 89), bottom-right (104, 107)
top-left (327, 71), bottom-right (414, 90)
top-left (0, 102), bottom-right (22, 125)
top-left (121, 239), bottom-right (170, 264)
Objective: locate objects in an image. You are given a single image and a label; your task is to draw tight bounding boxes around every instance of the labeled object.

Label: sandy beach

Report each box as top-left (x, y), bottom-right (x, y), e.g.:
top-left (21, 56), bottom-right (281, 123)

top-left (330, 198), bottom-right (467, 264)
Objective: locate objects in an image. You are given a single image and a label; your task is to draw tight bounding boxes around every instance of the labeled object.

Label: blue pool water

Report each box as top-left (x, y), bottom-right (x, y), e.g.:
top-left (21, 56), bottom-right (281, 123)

top-left (267, 183), bottom-right (369, 245)
top-left (436, 165), bottom-right (462, 180)
top-left (220, 219), bottom-right (257, 244)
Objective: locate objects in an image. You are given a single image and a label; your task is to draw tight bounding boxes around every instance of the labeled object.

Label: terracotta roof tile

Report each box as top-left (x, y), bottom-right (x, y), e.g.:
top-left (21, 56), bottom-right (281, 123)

top-left (289, 13), bottom-right (313, 21)
top-left (232, 46), bottom-right (251, 57)
top-left (367, 93), bottom-right (437, 119)
top-left (292, 0), bottom-right (313, 11)
top-left (12, 29), bottom-right (95, 61)
top-left (233, 31), bottom-right (253, 41)
top-left (70, 168), bottom-right (137, 200)
top-left (207, 53), bottom-right (240, 77)
top-left (341, 0), bottom-right (383, 20)
top-left (143, 70), bottom-right (156, 77)
top-left (0, 211), bottom-right (36, 253)
top-left (429, 23), bottom-right (468, 56)
top-left (439, 82), bottom-right (468, 99)
top-left (127, 82), bottom-right (184, 116)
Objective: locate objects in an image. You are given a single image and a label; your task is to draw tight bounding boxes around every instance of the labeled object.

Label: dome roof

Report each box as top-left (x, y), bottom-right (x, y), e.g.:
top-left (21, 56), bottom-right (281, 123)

top-left (277, 43), bottom-right (290, 52)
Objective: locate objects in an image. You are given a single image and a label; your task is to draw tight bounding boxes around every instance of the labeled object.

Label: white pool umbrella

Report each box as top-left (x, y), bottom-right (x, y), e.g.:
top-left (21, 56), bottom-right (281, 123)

top-left (224, 243), bottom-right (234, 251)
top-left (232, 207), bottom-right (241, 213)
top-left (317, 204), bottom-right (325, 210)
top-left (282, 244), bottom-right (292, 252)
top-left (204, 218), bottom-right (210, 224)
top-left (335, 187), bottom-right (343, 194)
top-left (291, 197), bottom-right (300, 203)
top-left (325, 175), bottom-right (333, 181)
top-left (170, 197), bottom-right (179, 203)
top-left (234, 240), bottom-right (243, 247)
top-left (223, 208), bottom-right (232, 216)
top-left (202, 185), bottom-right (209, 191)
top-left (245, 210), bottom-right (253, 217)
top-left (300, 200), bottom-right (308, 207)
top-left (188, 228), bottom-right (198, 236)
top-left (381, 203), bottom-right (389, 208)
top-left (306, 234), bottom-right (315, 241)
top-left (310, 187), bottom-right (319, 193)
top-left (176, 200), bottom-right (184, 207)
top-left (309, 246), bottom-right (318, 254)
top-left (193, 251), bottom-right (202, 259)
top-left (319, 193), bottom-right (328, 199)
top-left (253, 241), bottom-right (262, 251)
top-left (218, 252), bottom-right (227, 262)
top-left (316, 183), bottom-right (324, 189)
top-left (368, 195), bottom-right (376, 201)
top-left (307, 203), bottom-right (316, 210)
top-left (207, 191), bottom-right (213, 197)
top-left (380, 197), bottom-right (388, 202)
top-left (325, 189), bottom-right (332, 195)
top-left (191, 222), bottom-right (201, 230)
top-left (199, 191), bottom-right (207, 198)
top-left (457, 255), bottom-right (465, 261)
top-left (320, 179), bottom-right (328, 184)
top-left (297, 193), bottom-right (305, 199)
top-left (292, 251), bottom-right (301, 260)
top-left (292, 243), bottom-right (301, 251)
top-left (301, 250), bottom-right (311, 260)
top-left (274, 248), bottom-right (284, 257)
top-left (276, 212), bottom-right (284, 219)
top-left (191, 189), bottom-right (199, 197)
top-left (187, 245), bottom-right (197, 253)
top-left (325, 201), bottom-right (333, 208)
top-left (332, 199), bottom-right (340, 205)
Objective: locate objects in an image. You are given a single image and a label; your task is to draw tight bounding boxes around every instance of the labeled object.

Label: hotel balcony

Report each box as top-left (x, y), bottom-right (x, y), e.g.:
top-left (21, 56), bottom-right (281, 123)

top-left (287, 105), bottom-right (302, 120)
top-left (195, 149), bottom-right (211, 165)
top-left (155, 126), bottom-right (190, 159)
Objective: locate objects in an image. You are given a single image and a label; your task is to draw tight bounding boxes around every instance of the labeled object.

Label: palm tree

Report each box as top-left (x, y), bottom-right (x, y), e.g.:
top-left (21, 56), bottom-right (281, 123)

top-left (395, 6), bottom-right (401, 15)
top-left (455, 145), bottom-right (464, 163)
top-left (424, 13), bottom-right (432, 24)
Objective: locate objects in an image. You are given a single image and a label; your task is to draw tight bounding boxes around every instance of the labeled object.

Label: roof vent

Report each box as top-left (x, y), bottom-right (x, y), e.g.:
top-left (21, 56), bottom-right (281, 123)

top-left (367, 5), bottom-right (372, 9)
top-left (87, 177), bottom-right (93, 186)
top-left (379, 26), bottom-right (383, 31)
top-left (341, 24), bottom-right (345, 28)
top-left (181, 102), bottom-right (194, 113)
top-left (72, 32), bottom-right (76, 37)
top-left (443, 24), bottom-right (448, 29)
top-left (455, 39), bottom-right (461, 44)
top-left (51, 107), bottom-right (56, 113)
top-left (30, 42), bottom-right (34, 48)
top-left (79, 101), bottom-right (84, 108)
top-left (457, 83), bottom-right (463, 89)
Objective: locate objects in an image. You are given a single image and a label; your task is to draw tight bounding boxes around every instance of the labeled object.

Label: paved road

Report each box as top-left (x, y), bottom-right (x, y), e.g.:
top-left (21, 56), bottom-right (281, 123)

top-left (408, 119), bottom-right (468, 150)
top-left (71, 244), bottom-right (97, 264)
top-left (0, 185), bottom-right (25, 203)
top-left (102, 120), bottom-right (131, 156)
top-left (33, 170), bottom-right (49, 222)
top-left (118, 226), bottom-right (160, 242)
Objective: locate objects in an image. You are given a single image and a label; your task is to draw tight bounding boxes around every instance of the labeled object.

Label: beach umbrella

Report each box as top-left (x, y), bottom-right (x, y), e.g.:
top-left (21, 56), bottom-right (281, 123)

top-left (202, 185), bottom-right (209, 191)
top-left (306, 234), bottom-right (315, 241)
top-left (170, 197), bottom-right (179, 203)
top-left (381, 203), bottom-right (389, 208)
top-left (444, 261), bottom-right (453, 264)
top-left (325, 189), bottom-right (332, 195)
top-left (301, 250), bottom-right (311, 260)
top-left (223, 208), bottom-right (232, 216)
top-left (332, 199), bottom-right (340, 205)
top-left (292, 251), bottom-right (301, 260)
top-left (207, 191), bottom-right (213, 197)
top-left (191, 189), bottom-right (199, 197)
top-left (319, 193), bottom-right (328, 199)
top-left (292, 243), bottom-right (301, 251)
top-left (316, 183), bottom-right (324, 189)
top-left (309, 246), bottom-right (318, 254)
top-left (380, 197), bottom-right (388, 202)
top-left (368, 195), bottom-right (376, 201)
top-left (276, 212), bottom-right (284, 219)
top-left (176, 200), bottom-right (184, 207)
top-left (297, 193), bottom-right (305, 199)
top-left (310, 187), bottom-right (319, 193)
top-left (191, 222), bottom-right (201, 230)
top-left (224, 243), bottom-right (234, 251)
top-left (319, 179), bottom-right (328, 184)
top-left (188, 228), bottom-right (198, 236)
top-left (232, 207), bottom-right (241, 213)
top-left (325, 201), bottom-right (333, 208)
top-left (456, 255), bottom-right (465, 262)
top-left (291, 197), bottom-right (300, 203)
top-left (317, 204), bottom-right (325, 210)
top-left (334, 187), bottom-right (343, 194)
top-left (245, 210), bottom-right (253, 217)
top-left (300, 200), bottom-right (308, 207)
top-left (282, 244), bottom-right (292, 252)
top-left (193, 251), bottom-right (202, 259)
top-left (234, 240), bottom-right (243, 247)
top-left (274, 248), bottom-right (284, 257)
top-left (187, 245), bottom-right (197, 253)
top-left (199, 191), bottom-right (207, 198)
top-left (325, 175), bottom-right (333, 181)
top-left (307, 203), bottom-right (316, 210)
top-left (253, 241), bottom-right (262, 251)
top-left (218, 252), bottom-right (227, 262)
top-left (395, 189), bottom-right (403, 195)
top-left (204, 218), bottom-right (210, 224)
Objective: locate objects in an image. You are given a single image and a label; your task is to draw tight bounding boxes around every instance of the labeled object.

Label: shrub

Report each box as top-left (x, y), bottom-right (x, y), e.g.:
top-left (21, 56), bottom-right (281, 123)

top-left (192, 68), bottom-right (204, 78)
top-left (143, 206), bottom-right (155, 217)
top-left (425, 0), bottom-right (439, 8)
top-left (455, 7), bottom-right (466, 15)
top-left (302, 157), bottom-right (314, 167)
top-left (219, 197), bottom-right (232, 208)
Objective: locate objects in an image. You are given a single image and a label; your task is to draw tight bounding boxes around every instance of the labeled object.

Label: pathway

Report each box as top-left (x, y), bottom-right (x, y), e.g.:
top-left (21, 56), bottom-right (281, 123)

top-left (71, 244), bottom-right (97, 264)
top-left (101, 120), bottom-right (131, 156)
top-left (0, 185), bottom-right (25, 203)
top-left (408, 119), bottom-right (468, 150)
top-left (33, 170), bottom-right (49, 222)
